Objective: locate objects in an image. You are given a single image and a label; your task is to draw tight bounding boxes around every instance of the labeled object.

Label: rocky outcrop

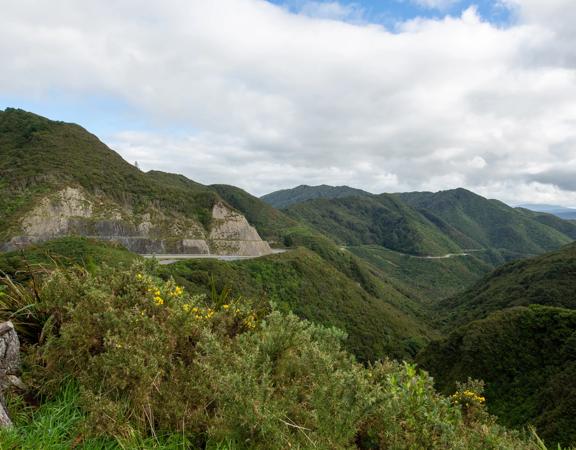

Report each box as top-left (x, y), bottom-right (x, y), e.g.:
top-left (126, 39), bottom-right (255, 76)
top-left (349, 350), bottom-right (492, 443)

top-left (209, 203), bottom-right (272, 256)
top-left (1, 188), bottom-right (272, 257)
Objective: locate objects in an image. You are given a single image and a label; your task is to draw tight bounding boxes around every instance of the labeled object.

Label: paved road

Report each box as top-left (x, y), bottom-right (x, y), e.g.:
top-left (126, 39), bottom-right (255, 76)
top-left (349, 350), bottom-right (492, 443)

top-left (142, 249), bottom-right (287, 265)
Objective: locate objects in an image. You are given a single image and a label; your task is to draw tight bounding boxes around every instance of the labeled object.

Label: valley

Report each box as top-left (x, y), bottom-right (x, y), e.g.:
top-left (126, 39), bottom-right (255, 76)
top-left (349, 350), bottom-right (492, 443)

top-left (1, 108), bottom-right (575, 448)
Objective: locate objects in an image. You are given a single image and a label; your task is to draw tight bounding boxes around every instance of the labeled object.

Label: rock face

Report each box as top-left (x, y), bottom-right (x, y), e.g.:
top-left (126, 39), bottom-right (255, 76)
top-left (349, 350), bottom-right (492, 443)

top-left (0, 321), bottom-right (21, 428)
top-left (1, 187), bottom-right (272, 257)
top-left (209, 203), bottom-right (272, 256)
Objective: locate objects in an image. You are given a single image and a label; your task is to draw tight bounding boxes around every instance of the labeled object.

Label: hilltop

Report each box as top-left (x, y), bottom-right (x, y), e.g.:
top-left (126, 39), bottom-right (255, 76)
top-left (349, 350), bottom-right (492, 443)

top-left (0, 108), bottom-right (271, 256)
top-left (261, 184), bottom-right (371, 209)
top-left (396, 188), bottom-right (575, 257)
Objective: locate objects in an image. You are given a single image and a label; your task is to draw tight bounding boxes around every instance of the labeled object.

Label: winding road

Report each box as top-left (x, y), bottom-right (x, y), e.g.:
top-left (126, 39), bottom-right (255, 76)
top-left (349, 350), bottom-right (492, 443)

top-left (142, 249), bottom-right (287, 265)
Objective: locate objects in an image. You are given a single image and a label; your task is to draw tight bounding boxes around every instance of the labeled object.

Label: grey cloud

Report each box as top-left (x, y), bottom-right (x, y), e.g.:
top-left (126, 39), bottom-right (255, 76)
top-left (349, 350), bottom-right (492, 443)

top-left (1, 0), bottom-right (576, 204)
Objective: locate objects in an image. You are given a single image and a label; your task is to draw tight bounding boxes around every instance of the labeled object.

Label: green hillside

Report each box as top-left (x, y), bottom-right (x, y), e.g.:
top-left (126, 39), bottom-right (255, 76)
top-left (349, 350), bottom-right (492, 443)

top-left (349, 245), bottom-right (494, 301)
top-left (206, 184), bottom-right (431, 321)
top-left (163, 247), bottom-right (436, 361)
top-left (261, 184), bottom-right (371, 209)
top-left (418, 305), bottom-right (576, 447)
top-left (283, 195), bottom-right (462, 256)
top-left (0, 108), bottom-right (219, 240)
top-left (516, 207), bottom-right (576, 239)
top-left (434, 242), bottom-right (576, 329)
top-left (397, 188), bottom-right (576, 257)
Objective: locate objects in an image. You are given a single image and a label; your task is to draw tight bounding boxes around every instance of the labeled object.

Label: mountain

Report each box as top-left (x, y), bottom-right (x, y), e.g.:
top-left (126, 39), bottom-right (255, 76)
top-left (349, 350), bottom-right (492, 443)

top-left (273, 186), bottom-right (576, 301)
top-left (419, 305), bottom-right (576, 447)
top-left (433, 242), bottom-right (576, 329)
top-left (419, 242), bottom-right (576, 446)
top-left (396, 188), bottom-right (576, 258)
top-left (261, 184), bottom-right (371, 209)
top-left (0, 108), bottom-right (271, 256)
top-left (283, 194), bottom-right (464, 256)
top-left (519, 203), bottom-right (576, 221)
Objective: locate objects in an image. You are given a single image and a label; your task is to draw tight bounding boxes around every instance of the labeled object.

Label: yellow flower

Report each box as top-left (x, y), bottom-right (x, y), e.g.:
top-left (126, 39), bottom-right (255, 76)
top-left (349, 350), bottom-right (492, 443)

top-left (173, 286), bottom-right (184, 297)
top-left (154, 296), bottom-right (164, 306)
top-left (182, 303), bottom-right (191, 312)
top-left (136, 273), bottom-right (144, 280)
top-left (223, 304), bottom-right (230, 310)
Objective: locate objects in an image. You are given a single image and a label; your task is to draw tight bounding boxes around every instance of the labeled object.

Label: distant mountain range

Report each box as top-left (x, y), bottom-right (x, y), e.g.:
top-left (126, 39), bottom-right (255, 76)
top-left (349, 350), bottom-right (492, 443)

top-left (262, 184), bottom-right (576, 262)
top-left (518, 203), bottom-right (576, 220)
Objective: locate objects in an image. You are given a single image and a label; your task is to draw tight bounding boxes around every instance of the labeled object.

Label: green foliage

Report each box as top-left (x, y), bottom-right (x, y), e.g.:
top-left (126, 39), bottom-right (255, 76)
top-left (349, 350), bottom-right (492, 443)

top-left (283, 194), bottom-right (463, 256)
top-left (434, 242), bottom-right (576, 329)
top-left (261, 184), bottom-right (371, 209)
top-left (0, 263), bottom-right (549, 449)
top-left (0, 108), bottom-right (219, 240)
top-left (349, 245), bottom-right (493, 301)
top-left (419, 305), bottom-right (576, 447)
top-left (397, 188), bottom-right (576, 257)
top-left (163, 247), bottom-right (434, 362)
top-left (0, 237), bottom-right (138, 280)
top-left (0, 383), bottom-right (216, 449)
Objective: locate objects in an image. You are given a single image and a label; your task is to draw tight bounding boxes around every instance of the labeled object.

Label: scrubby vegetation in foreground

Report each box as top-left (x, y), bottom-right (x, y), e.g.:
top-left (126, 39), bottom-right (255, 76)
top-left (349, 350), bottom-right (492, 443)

top-left (0, 262), bottom-right (550, 449)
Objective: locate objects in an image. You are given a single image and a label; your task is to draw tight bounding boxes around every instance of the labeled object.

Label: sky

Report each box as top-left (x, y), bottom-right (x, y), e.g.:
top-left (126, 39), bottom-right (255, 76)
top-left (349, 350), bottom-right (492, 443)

top-left (1, 0), bottom-right (576, 206)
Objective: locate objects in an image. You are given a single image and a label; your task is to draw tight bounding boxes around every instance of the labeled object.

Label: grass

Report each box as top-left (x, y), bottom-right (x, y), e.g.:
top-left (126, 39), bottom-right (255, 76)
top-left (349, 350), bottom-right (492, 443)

top-left (1, 384), bottom-right (234, 449)
top-left (0, 236), bottom-right (139, 281)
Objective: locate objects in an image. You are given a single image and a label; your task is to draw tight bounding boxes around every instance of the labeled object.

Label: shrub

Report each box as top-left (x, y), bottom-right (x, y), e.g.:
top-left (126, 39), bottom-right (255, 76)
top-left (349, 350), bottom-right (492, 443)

top-left (1, 263), bottom-right (549, 449)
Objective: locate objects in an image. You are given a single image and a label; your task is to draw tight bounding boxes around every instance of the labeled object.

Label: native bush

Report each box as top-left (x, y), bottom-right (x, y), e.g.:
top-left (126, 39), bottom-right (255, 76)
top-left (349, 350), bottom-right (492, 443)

top-left (1, 263), bottom-right (551, 449)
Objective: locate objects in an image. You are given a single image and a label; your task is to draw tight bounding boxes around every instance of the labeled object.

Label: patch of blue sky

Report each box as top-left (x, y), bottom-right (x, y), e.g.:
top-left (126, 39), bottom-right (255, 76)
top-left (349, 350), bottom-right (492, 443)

top-left (267, 0), bottom-right (515, 28)
top-left (0, 91), bottom-right (197, 140)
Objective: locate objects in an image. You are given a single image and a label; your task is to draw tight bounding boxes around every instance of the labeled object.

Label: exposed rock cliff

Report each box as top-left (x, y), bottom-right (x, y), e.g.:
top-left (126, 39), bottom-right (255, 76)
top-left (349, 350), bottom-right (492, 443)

top-left (1, 187), bottom-right (271, 256)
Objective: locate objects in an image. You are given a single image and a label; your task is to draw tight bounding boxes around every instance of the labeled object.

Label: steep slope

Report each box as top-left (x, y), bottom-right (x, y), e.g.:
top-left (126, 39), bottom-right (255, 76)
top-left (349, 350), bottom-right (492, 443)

top-left (516, 207), bottom-right (576, 239)
top-left (434, 242), bottom-right (576, 329)
top-left (349, 245), bottom-right (494, 301)
top-left (283, 195), bottom-right (463, 256)
top-left (397, 188), bottom-right (575, 258)
top-left (208, 184), bottom-right (432, 317)
top-left (418, 305), bottom-right (576, 447)
top-left (209, 184), bottom-right (299, 244)
top-left (420, 244), bottom-right (576, 446)
top-left (0, 236), bottom-right (139, 281)
top-left (261, 184), bottom-right (371, 209)
top-left (164, 247), bottom-right (437, 362)
top-left (0, 108), bottom-right (271, 256)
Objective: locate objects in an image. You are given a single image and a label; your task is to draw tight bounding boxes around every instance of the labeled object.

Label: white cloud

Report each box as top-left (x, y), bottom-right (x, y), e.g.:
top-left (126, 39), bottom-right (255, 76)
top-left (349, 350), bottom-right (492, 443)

top-left (1, 0), bottom-right (576, 205)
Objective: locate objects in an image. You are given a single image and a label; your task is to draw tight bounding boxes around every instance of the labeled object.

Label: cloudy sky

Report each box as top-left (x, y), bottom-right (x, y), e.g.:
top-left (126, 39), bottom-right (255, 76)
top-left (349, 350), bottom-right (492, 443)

top-left (1, 0), bottom-right (576, 205)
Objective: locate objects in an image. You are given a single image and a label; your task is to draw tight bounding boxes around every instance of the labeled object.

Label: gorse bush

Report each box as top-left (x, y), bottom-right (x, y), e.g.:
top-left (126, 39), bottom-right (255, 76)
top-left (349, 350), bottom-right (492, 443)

top-left (1, 263), bottom-right (550, 449)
